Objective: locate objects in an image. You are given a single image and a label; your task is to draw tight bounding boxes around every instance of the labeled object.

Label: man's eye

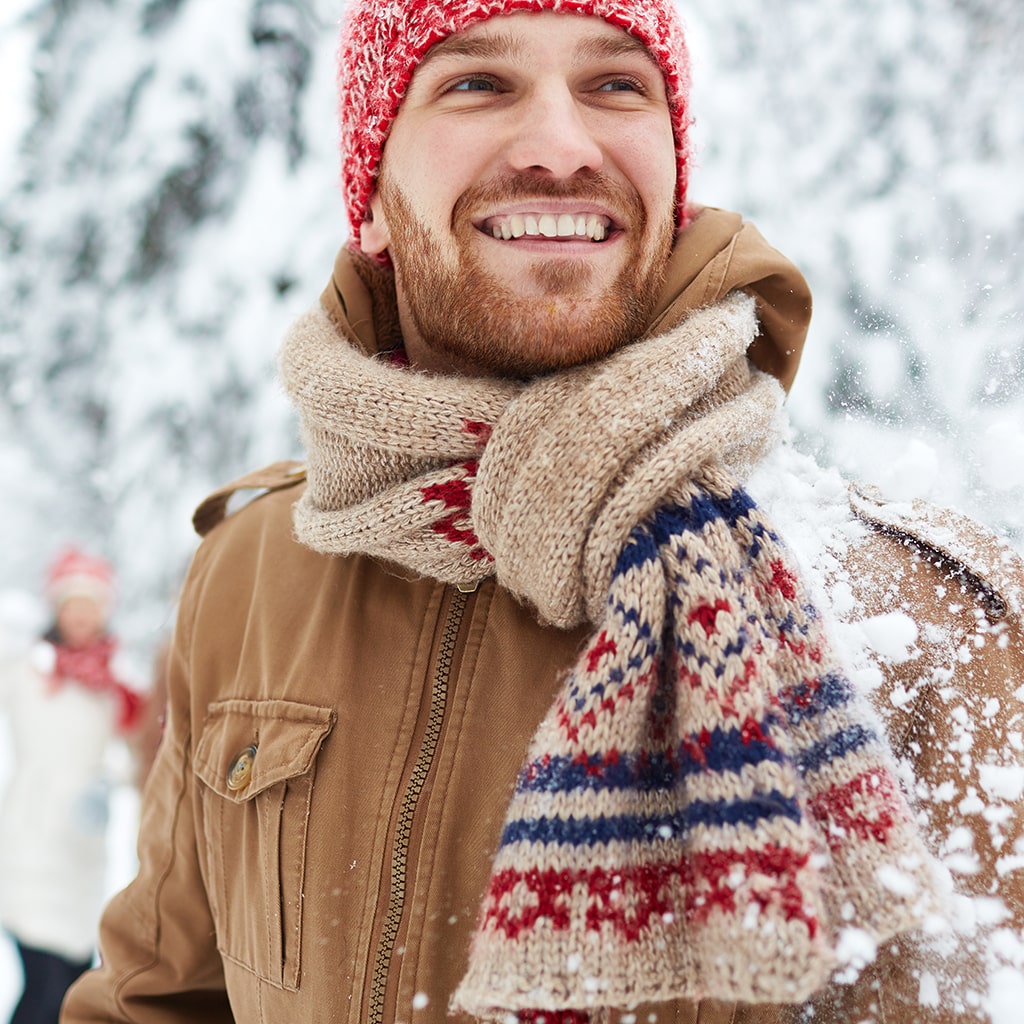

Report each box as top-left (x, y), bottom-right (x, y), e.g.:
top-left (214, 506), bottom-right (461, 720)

top-left (598, 78), bottom-right (643, 93)
top-left (450, 76), bottom-right (498, 93)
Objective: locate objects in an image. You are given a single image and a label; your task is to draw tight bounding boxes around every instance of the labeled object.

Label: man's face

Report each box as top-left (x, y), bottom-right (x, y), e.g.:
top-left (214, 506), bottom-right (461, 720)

top-left (360, 12), bottom-right (677, 377)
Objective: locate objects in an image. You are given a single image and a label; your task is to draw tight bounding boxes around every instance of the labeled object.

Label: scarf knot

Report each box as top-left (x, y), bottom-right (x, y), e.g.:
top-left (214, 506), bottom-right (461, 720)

top-left (474, 293), bottom-right (781, 627)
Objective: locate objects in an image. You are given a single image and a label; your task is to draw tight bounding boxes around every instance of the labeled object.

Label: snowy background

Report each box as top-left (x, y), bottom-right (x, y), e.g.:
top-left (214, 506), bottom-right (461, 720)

top-left (0, 0), bottom-right (1022, 1014)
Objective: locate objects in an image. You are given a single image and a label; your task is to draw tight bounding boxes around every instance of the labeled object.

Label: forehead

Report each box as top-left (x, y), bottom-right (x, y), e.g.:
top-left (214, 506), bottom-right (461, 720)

top-left (416, 11), bottom-right (658, 72)
top-left (58, 594), bottom-right (102, 613)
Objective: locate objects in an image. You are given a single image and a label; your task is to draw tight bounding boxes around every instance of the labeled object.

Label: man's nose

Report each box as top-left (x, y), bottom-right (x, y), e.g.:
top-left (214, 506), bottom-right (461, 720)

top-left (503, 84), bottom-right (604, 180)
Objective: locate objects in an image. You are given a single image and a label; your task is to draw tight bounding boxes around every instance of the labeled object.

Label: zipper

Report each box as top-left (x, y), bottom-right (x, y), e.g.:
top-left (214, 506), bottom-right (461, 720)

top-left (367, 585), bottom-right (471, 1024)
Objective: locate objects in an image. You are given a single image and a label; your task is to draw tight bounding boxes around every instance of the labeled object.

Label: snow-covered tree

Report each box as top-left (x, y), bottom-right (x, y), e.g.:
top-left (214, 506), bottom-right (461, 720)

top-left (1, 0), bottom-right (342, 646)
top-left (686, 0), bottom-right (1024, 541)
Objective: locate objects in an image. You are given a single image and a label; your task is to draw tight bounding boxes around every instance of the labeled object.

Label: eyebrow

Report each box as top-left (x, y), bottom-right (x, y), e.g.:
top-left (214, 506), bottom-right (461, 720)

top-left (575, 33), bottom-right (657, 66)
top-left (420, 31), bottom-right (521, 66)
top-left (419, 26), bottom-right (657, 71)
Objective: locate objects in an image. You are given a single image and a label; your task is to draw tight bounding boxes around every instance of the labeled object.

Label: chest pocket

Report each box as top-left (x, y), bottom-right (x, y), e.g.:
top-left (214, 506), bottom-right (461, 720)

top-left (194, 698), bottom-right (335, 990)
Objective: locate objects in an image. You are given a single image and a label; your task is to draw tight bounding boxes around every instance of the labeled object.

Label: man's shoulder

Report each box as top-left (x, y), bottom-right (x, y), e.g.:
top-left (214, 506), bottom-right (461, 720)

top-left (848, 482), bottom-right (1024, 626)
top-left (191, 460), bottom-right (308, 539)
top-left (749, 443), bottom-right (1022, 631)
top-left (178, 462), bottom-right (321, 632)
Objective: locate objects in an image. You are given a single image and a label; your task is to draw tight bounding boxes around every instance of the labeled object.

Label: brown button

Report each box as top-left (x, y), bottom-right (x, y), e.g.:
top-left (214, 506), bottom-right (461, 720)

top-left (226, 744), bottom-right (257, 791)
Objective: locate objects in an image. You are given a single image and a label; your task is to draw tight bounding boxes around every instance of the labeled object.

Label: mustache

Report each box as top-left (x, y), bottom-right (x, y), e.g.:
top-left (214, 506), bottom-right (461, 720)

top-left (453, 171), bottom-right (645, 227)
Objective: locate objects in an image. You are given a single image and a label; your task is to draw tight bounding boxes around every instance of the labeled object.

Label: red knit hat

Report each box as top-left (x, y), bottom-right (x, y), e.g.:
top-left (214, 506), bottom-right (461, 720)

top-left (338, 0), bottom-right (693, 248)
top-left (45, 546), bottom-right (116, 617)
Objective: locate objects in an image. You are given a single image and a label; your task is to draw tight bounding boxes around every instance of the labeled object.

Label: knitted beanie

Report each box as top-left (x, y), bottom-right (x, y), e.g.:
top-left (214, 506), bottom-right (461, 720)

top-left (45, 546), bottom-right (115, 617)
top-left (338, 0), bottom-right (693, 247)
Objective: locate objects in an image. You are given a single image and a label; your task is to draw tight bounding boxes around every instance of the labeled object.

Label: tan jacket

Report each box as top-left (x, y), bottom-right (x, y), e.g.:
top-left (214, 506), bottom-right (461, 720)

top-left (62, 465), bottom-right (1024, 1024)
top-left (64, 215), bottom-right (1024, 1024)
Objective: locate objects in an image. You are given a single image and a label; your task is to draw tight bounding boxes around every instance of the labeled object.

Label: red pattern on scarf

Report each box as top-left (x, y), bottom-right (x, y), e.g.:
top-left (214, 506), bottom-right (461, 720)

top-left (51, 636), bottom-right (143, 734)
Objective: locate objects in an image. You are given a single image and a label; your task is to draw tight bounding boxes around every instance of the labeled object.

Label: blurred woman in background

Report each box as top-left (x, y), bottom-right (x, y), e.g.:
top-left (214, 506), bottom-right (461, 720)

top-left (0, 548), bottom-right (144, 1024)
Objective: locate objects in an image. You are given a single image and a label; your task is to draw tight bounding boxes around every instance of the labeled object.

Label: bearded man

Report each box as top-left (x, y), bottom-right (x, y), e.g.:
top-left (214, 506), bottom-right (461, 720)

top-left (63, 2), bottom-right (1024, 1023)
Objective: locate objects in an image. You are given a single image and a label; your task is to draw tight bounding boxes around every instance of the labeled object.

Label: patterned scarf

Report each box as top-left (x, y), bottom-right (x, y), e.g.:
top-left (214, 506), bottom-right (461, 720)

top-left (279, 292), bottom-right (935, 1022)
top-left (51, 635), bottom-right (142, 734)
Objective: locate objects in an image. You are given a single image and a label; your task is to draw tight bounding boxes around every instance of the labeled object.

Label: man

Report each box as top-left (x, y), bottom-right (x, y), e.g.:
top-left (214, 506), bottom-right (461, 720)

top-left (63, 1), bottom-right (1024, 1023)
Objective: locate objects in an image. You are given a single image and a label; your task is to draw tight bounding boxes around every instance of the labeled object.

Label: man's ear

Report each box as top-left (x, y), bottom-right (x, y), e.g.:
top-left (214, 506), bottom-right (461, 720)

top-left (359, 191), bottom-right (391, 256)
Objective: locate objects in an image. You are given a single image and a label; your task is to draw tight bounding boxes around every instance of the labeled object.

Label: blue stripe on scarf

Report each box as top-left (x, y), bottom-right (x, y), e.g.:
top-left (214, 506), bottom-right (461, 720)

top-left (781, 672), bottom-right (854, 726)
top-left (519, 751), bottom-right (675, 793)
top-left (797, 723), bottom-right (876, 773)
top-left (614, 488), bottom-right (763, 579)
top-left (518, 720), bottom-right (787, 795)
top-left (652, 489), bottom-right (759, 543)
top-left (615, 525), bottom-right (661, 576)
top-left (500, 790), bottom-right (803, 847)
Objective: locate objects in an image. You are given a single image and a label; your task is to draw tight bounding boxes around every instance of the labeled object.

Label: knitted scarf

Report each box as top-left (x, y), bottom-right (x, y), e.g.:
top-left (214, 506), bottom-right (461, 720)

top-left (50, 635), bottom-right (142, 734)
top-left (279, 292), bottom-right (934, 1021)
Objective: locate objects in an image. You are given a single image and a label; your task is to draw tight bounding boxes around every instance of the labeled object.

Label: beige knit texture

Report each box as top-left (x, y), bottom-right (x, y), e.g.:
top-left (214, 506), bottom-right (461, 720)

top-left (278, 291), bottom-right (782, 623)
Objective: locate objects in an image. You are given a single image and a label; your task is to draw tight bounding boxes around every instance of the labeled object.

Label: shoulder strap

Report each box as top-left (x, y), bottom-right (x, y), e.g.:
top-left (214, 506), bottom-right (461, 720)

top-left (849, 482), bottom-right (1024, 623)
top-left (192, 461), bottom-right (307, 538)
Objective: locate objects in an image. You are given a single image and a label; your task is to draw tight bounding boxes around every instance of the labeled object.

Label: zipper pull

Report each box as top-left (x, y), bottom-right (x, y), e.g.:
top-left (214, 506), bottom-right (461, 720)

top-left (456, 581), bottom-right (479, 594)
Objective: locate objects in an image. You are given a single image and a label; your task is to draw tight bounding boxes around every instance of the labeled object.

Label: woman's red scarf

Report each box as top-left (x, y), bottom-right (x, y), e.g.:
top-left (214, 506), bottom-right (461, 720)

top-left (50, 635), bottom-right (143, 734)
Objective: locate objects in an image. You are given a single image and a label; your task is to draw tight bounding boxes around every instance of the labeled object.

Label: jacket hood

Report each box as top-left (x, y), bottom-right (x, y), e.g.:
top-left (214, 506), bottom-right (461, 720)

top-left (648, 206), bottom-right (812, 391)
top-left (321, 205), bottom-right (812, 391)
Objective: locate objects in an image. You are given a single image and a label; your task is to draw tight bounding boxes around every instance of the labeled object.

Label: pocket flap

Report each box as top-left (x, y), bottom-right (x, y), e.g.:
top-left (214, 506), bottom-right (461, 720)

top-left (194, 699), bottom-right (335, 802)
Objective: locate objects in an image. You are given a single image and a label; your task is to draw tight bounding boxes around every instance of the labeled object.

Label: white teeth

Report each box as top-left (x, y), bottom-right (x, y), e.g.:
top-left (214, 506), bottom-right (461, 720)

top-left (484, 213), bottom-right (611, 241)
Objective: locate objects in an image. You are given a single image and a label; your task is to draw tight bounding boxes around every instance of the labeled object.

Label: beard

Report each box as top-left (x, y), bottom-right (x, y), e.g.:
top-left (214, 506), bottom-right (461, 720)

top-left (377, 171), bottom-right (674, 378)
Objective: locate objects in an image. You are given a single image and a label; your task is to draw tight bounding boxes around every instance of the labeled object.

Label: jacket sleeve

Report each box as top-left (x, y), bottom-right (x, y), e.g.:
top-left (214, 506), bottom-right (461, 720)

top-left (61, 549), bottom-right (233, 1023)
top-left (782, 522), bottom-right (1024, 1024)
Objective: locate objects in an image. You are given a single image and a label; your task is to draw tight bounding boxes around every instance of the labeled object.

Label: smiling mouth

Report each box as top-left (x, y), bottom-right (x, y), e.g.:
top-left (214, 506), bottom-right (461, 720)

top-left (480, 212), bottom-right (613, 242)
